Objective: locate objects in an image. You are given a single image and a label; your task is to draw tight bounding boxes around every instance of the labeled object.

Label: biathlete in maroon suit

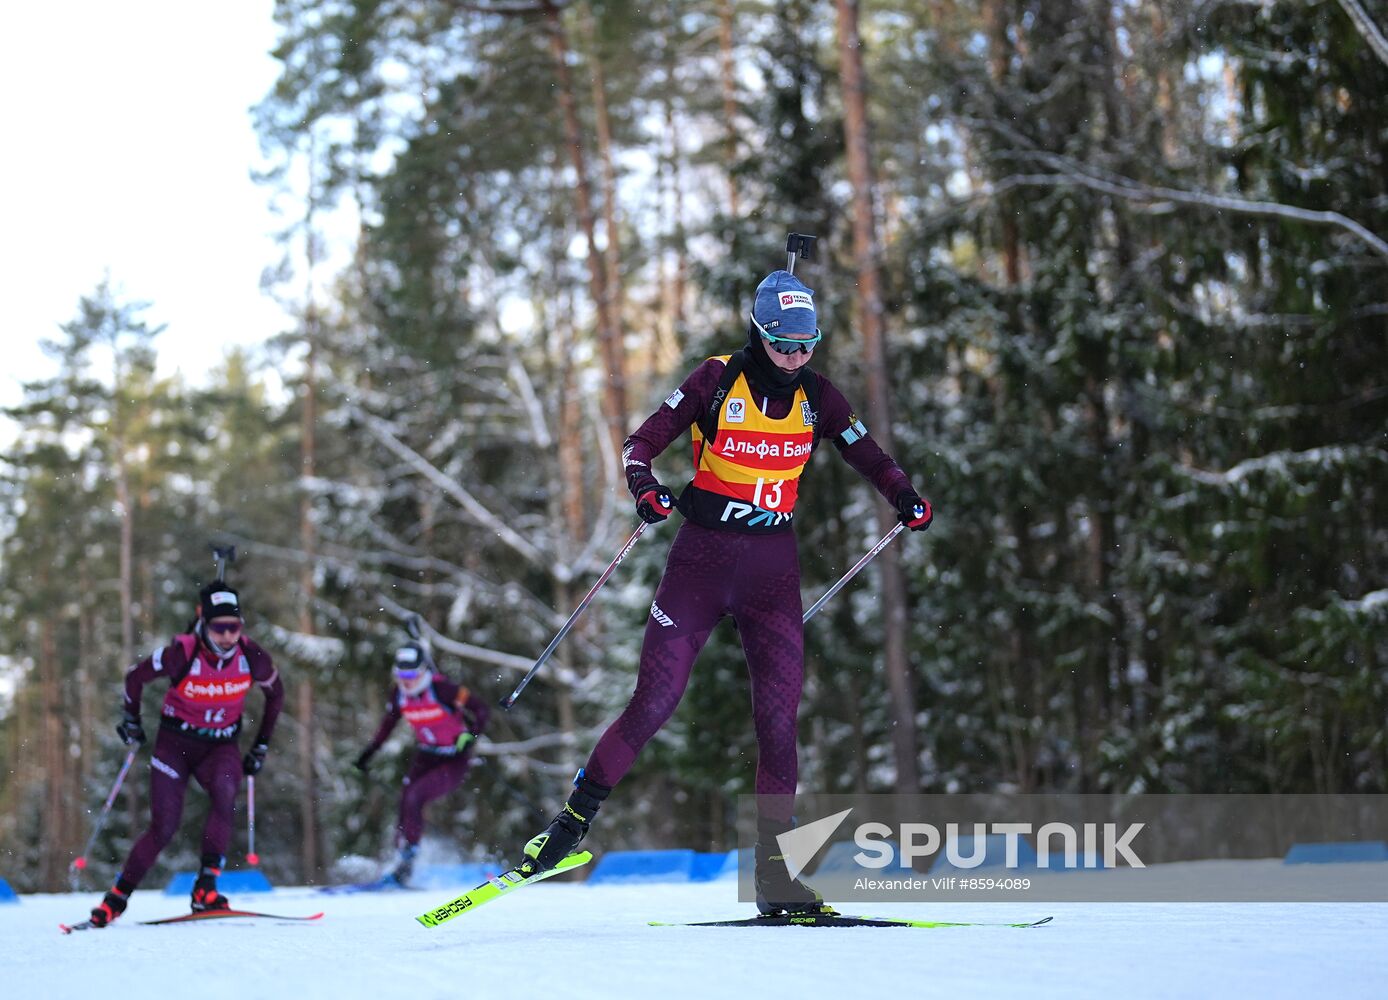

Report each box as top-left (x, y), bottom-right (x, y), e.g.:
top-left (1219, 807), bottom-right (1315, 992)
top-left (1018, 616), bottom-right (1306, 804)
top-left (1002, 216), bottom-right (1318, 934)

top-left (517, 266), bottom-right (934, 915)
top-left (354, 642), bottom-right (491, 886)
top-left (87, 580), bottom-right (284, 928)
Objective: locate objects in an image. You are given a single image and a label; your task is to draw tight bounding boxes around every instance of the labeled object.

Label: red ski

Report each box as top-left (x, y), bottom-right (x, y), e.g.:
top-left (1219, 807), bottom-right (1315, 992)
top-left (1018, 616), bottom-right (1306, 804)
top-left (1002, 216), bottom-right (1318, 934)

top-left (61, 909), bottom-right (324, 933)
top-left (141, 908), bottom-right (324, 926)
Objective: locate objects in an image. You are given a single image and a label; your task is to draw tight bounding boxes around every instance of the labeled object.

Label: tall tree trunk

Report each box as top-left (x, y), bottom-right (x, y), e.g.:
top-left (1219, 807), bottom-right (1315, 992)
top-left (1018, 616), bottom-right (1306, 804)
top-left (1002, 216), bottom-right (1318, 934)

top-left (298, 374), bottom-right (321, 879)
top-left (653, 0), bottom-right (689, 371)
top-left (554, 576), bottom-right (580, 774)
top-left (664, 13), bottom-right (688, 360)
top-left (716, 0), bottom-right (741, 215)
top-left (115, 464), bottom-right (135, 672)
top-left (582, 4), bottom-right (625, 367)
top-left (1092, 0), bottom-right (1135, 753)
top-left (985, 0), bottom-right (1025, 287)
top-left (77, 561), bottom-right (95, 875)
top-left (543, 1), bottom-right (627, 451)
top-left (1147, 1), bottom-right (1180, 164)
top-left (139, 492), bottom-right (156, 649)
top-left (834, 0), bottom-right (919, 793)
top-left (110, 351), bottom-right (135, 673)
top-left (41, 613), bottom-right (63, 889)
top-left (559, 365), bottom-right (588, 537)
top-left (986, 0), bottom-right (1034, 788)
top-left (298, 139), bottom-right (322, 880)
top-left (549, 247), bottom-right (585, 770)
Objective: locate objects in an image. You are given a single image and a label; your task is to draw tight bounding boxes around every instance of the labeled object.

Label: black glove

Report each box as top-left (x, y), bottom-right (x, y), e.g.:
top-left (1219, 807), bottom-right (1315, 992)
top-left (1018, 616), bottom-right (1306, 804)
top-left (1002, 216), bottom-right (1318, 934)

top-left (242, 741), bottom-right (269, 776)
top-left (116, 711), bottom-right (147, 747)
top-left (354, 750), bottom-right (373, 772)
top-left (635, 484), bottom-right (673, 524)
top-left (895, 490), bottom-right (934, 531)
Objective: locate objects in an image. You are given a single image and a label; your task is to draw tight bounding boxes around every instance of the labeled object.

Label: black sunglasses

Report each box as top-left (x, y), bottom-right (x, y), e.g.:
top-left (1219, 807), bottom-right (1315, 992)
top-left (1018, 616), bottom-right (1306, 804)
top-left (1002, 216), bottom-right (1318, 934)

top-left (750, 312), bottom-right (822, 355)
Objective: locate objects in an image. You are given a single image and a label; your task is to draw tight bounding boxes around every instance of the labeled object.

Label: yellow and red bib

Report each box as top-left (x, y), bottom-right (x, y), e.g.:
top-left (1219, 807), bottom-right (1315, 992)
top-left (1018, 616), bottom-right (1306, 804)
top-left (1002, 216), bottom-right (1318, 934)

top-left (684, 356), bottom-right (816, 532)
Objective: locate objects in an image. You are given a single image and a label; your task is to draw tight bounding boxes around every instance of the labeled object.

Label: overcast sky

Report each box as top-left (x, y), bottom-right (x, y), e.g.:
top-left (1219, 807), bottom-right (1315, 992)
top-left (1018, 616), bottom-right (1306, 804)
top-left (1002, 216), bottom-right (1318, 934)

top-left (0, 1), bottom-right (292, 412)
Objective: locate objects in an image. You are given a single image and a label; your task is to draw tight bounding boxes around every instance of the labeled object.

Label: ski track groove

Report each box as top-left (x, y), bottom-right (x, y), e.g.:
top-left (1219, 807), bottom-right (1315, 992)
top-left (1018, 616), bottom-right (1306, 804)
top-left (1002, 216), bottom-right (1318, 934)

top-left (5, 882), bottom-right (1386, 999)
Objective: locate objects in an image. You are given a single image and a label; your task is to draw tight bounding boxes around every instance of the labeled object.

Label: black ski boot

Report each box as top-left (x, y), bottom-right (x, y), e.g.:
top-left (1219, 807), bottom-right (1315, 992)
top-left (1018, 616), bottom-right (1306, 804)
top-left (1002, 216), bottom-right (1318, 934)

top-left (386, 843), bottom-right (419, 887)
top-left (754, 821), bottom-right (828, 916)
top-left (190, 854), bottom-right (232, 913)
top-left (88, 877), bottom-right (135, 928)
top-left (520, 771), bottom-right (611, 876)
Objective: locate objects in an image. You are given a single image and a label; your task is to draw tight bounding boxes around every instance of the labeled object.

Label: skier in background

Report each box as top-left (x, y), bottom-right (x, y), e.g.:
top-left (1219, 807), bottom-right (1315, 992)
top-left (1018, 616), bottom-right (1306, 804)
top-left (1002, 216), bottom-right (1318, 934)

top-left (516, 264), bottom-right (933, 915)
top-left (87, 581), bottom-right (284, 927)
top-left (354, 641), bottom-right (491, 886)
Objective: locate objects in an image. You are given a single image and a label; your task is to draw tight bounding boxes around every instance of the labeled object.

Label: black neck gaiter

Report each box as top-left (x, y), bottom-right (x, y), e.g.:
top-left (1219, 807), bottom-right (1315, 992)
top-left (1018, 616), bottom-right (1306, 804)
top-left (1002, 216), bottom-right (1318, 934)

top-left (742, 321), bottom-right (807, 399)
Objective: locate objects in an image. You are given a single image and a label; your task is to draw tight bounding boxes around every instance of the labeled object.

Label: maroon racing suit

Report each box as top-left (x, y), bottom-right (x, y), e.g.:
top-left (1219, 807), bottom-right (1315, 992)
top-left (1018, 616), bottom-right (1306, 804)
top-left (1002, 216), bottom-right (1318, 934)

top-left (361, 674), bottom-right (491, 847)
top-left (117, 630), bottom-right (284, 888)
top-left (589, 357), bottom-right (919, 822)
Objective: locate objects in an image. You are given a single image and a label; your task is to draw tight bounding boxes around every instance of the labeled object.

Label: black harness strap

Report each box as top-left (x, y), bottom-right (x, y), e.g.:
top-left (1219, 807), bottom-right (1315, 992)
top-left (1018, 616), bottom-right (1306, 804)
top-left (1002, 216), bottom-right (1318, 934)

top-left (697, 350), bottom-right (747, 449)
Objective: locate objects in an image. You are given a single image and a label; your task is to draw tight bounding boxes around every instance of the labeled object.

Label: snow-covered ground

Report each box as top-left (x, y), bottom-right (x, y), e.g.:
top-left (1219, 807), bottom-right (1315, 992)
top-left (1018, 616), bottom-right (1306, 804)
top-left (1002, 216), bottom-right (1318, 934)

top-left (4, 880), bottom-right (1385, 999)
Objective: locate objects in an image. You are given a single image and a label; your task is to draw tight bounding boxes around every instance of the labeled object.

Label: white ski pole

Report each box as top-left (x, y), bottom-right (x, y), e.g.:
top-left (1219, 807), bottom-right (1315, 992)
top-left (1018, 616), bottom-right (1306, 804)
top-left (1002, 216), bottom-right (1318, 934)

top-left (69, 747), bottom-right (140, 889)
top-left (802, 522), bottom-right (907, 624)
top-left (503, 521), bottom-right (651, 710)
top-left (246, 775), bottom-right (259, 866)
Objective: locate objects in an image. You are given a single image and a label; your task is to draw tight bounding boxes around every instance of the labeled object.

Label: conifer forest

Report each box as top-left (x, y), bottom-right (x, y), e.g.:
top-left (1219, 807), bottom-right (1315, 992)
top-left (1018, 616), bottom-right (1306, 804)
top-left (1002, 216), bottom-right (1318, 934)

top-left (2, 0), bottom-right (1385, 891)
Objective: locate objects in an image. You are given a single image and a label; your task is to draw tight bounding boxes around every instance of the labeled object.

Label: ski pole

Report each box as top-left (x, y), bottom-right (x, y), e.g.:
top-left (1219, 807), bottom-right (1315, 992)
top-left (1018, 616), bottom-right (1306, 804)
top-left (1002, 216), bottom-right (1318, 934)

top-left (69, 747), bottom-right (140, 889)
top-left (503, 521), bottom-right (651, 710)
top-left (802, 522), bottom-right (907, 625)
top-left (246, 775), bottom-right (259, 866)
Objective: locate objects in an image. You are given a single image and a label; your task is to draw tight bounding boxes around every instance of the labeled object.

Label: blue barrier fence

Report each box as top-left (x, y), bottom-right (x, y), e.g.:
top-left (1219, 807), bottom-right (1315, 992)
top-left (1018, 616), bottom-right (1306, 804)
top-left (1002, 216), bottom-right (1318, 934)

top-left (928, 834), bottom-right (1038, 874)
top-left (587, 849), bottom-right (747, 884)
top-left (1284, 841), bottom-right (1388, 864)
top-left (414, 862), bottom-right (498, 889)
top-left (163, 869), bottom-right (273, 895)
top-left (587, 849), bottom-right (700, 885)
top-left (690, 851), bottom-right (733, 882)
top-left (710, 849), bottom-right (750, 880)
top-left (0, 877), bottom-right (18, 903)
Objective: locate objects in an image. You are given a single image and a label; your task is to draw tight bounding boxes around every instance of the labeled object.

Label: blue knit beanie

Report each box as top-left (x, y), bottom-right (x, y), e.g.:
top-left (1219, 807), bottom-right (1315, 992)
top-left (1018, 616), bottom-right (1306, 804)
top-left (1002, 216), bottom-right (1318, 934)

top-left (751, 270), bottom-right (818, 337)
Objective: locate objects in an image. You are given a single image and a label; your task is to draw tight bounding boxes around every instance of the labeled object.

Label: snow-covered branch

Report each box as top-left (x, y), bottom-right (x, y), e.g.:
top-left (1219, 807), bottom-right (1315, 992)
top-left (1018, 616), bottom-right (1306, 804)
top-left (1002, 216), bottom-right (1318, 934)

top-left (1179, 445), bottom-right (1387, 487)
top-left (541, 392), bottom-right (626, 585)
top-left (1339, 589), bottom-right (1388, 615)
top-left (1337, 0), bottom-right (1388, 69)
top-left (350, 404), bottom-right (546, 568)
top-left (261, 624), bottom-right (347, 667)
top-left (962, 113), bottom-right (1388, 259)
top-left (373, 590), bottom-right (578, 689)
top-left (983, 170), bottom-right (1388, 260)
top-left (507, 353), bottom-right (553, 450)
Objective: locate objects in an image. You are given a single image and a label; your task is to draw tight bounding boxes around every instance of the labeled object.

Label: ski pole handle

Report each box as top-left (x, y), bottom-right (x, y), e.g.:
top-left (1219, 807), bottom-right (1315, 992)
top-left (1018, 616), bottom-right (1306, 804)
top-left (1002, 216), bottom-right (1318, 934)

top-left (803, 522), bottom-right (906, 625)
top-left (212, 543), bottom-right (237, 581)
top-left (503, 521), bottom-right (650, 710)
top-left (246, 775), bottom-right (259, 866)
top-left (70, 747), bottom-right (140, 888)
